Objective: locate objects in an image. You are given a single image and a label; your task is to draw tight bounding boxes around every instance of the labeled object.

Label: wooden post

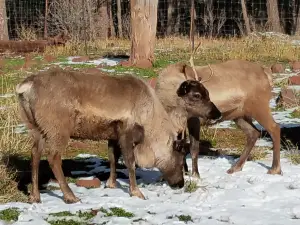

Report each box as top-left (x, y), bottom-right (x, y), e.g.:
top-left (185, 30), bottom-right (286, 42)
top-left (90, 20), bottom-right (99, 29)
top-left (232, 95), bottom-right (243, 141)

top-left (128, 0), bottom-right (158, 68)
top-left (190, 0), bottom-right (195, 51)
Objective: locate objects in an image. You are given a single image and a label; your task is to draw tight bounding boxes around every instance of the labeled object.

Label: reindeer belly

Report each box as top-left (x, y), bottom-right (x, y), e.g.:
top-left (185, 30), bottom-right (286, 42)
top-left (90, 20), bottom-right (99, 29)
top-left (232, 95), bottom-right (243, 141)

top-left (71, 116), bottom-right (119, 141)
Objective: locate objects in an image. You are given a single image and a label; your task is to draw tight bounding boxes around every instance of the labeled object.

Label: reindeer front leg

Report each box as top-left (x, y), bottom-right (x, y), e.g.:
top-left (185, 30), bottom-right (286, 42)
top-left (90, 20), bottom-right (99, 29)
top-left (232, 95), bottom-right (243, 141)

top-left (106, 139), bottom-right (121, 189)
top-left (118, 127), bottom-right (145, 200)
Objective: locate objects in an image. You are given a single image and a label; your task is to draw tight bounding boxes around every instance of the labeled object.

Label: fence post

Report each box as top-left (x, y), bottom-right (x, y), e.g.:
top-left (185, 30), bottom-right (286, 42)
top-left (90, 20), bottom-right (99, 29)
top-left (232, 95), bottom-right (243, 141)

top-left (44, 0), bottom-right (48, 38)
top-left (190, 0), bottom-right (195, 51)
top-left (82, 0), bottom-right (88, 55)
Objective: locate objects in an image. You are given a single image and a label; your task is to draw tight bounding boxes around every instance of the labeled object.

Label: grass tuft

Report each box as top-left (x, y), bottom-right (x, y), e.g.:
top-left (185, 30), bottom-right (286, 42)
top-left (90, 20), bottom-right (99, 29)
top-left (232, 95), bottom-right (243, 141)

top-left (177, 214), bottom-right (193, 223)
top-left (184, 179), bottom-right (200, 193)
top-left (49, 211), bottom-right (74, 217)
top-left (48, 220), bottom-right (83, 225)
top-left (290, 109), bottom-right (300, 118)
top-left (167, 214), bottom-right (193, 224)
top-left (100, 207), bottom-right (135, 218)
top-left (283, 139), bottom-right (300, 165)
top-left (0, 208), bottom-right (20, 222)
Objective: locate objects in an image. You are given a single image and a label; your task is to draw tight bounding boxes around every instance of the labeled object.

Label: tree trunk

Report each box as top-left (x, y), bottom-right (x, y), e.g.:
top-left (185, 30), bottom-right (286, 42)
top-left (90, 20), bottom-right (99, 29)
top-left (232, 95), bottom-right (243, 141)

top-left (99, 0), bottom-right (109, 39)
top-left (108, 0), bottom-right (115, 38)
top-left (117, 0), bottom-right (123, 38)
top-left (241, 0), bottom-right (251, 35)
top-left (174, 0), bottom-right (180, 34)
top-left (266, 0), bottom-right (282, 32)
top-left (87, 0), bottom-right (95, 40)
top-left (167, 0), bottom-right (175, 35)
top-left (129, 0), bottom-right (158, 68)
top-left (0, 0), bottom-right (8, 40)
top-left (294, 0), bottom-right (300, 35)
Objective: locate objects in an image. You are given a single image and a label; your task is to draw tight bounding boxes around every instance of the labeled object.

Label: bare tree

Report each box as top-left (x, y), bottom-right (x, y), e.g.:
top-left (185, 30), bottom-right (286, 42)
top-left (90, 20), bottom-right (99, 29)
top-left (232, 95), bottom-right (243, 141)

top-left (108, 0), bottom-right (115, 37)
top-left (98, 0), bottom-right (109, 39)
top-left (293, 0), bottom-right (300, 35)
top-left (241, 0), bottom-right (251, 35)
top-left (201, 0), bottom-right (226, 38)
top-left (0, 0), bottom-right (8, 40)
top-left (167, 0), bottom-right (175, 35)
top-left (117, 0), bottom-right (123, 37)
top-left (39, 0), bottom-right (111, 41)
top-left (266, 0), bottom-right (282, 32)
top-left (129, 0), bottom-right (158, 68)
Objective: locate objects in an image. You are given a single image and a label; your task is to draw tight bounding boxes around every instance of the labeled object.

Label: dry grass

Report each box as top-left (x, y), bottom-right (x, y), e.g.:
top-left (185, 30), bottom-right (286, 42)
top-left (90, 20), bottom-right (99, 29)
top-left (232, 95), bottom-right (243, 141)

top-left (0, 97), bottom-right (31, 203)
top-left (1, 35), bottom-right (298, 203)
top-left (200, 126), bottom-right (269, 161)
top-left (44, 36), bottom-right (300, 66)
top-left (283, 139), bottom-right (300, 165)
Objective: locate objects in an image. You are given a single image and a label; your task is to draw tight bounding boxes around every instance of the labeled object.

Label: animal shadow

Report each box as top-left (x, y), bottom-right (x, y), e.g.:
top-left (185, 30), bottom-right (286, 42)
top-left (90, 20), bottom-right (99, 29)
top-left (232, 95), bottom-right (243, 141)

top-left (2, 155), bottom-right (133, 196)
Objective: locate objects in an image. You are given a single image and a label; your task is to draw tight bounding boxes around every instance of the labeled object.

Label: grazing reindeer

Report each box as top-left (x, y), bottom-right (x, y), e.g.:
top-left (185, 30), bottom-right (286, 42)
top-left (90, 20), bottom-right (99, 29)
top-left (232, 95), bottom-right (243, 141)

top-left (155, 42), bottom-right (281, 178)
top-left (16, 67), bottom-right (221, 203)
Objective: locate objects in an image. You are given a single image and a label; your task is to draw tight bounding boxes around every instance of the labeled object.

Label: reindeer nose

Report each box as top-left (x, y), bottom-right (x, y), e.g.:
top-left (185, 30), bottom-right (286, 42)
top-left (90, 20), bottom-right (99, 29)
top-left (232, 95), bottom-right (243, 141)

top-left (209, 103), bottom-right (222, 120)
top-left (170, 179), bottom-right (184, 190)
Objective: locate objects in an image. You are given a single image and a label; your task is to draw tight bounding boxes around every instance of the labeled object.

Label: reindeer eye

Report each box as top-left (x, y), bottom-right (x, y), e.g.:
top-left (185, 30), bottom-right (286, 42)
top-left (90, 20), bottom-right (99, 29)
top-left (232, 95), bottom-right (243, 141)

top-left (193, 93), bottom-right (201, 99)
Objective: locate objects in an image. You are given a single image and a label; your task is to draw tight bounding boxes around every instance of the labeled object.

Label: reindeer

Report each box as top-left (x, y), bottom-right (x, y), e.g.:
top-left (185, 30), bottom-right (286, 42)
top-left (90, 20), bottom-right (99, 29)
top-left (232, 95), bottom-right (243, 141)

top-left (155, 42), bottom-right (281, 178)
top-left (15, 67), bottom-right (221, 203)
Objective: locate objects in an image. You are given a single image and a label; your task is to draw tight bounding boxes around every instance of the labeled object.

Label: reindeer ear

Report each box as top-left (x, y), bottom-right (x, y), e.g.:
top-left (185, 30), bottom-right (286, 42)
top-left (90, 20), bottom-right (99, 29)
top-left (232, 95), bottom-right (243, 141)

top-left (182, 64), bottom-right (202, 81)
top-left (177, 80), bottom-right (191, 97)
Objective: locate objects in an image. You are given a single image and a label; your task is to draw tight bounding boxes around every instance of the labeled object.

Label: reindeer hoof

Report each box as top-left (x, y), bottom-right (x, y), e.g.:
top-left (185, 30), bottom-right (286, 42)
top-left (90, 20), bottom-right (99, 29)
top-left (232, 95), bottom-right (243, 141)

top-left (227, 166), bottom-right (242, 174)
top-left (191, 172), bottom-right (200, 179)
top-left (63, 196), bottom-right (80, 204)
top-left (130, 189), bottom-right (146, 200)
top-left (267, 168), bottom-right (282, 175)
top-left (105, 180), bottom-right (117, 189)
top-left (28, 195), bottom-right (41, 204)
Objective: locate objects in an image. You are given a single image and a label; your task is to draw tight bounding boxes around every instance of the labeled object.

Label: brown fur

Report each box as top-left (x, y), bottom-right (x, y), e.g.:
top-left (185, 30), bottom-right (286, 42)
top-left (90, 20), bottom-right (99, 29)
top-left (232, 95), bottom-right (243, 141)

top-left (16, 67), bottom-right (191, 203)
top-left (155, 59), bottom-right (281, 177)
top-left (0, 32), bottom-right (70, 53)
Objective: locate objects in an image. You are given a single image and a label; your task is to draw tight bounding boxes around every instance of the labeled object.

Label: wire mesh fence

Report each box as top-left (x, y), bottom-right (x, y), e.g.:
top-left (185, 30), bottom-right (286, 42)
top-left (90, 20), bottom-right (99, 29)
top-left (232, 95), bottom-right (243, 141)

top-left (1, 0), bottom-right (300, 41)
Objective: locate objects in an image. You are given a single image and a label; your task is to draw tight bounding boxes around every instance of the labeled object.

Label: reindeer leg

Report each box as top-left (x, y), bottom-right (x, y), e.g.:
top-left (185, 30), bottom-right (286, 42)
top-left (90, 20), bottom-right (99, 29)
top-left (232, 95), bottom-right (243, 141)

top-left (251, 105), bottom-right (281, 175)
top-left (106, 139), bottom-right (121, 189)
top-left (29, 131), bottom-right (45, 203)
top-left (227, 117), bottom-right (260, 174)
top-left (188, 117), bottom-right (201, 178)
top-left (47, 136), bottom-right (79, 204)
top-left (119, 127), bottom-right (145, 200)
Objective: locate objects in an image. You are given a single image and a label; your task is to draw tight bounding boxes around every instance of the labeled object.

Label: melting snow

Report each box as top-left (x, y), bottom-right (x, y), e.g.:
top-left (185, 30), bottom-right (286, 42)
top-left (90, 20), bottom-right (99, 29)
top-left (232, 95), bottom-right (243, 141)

top-left (53, 56), bottom-right (123, 67)
top-left (1, 155), bottom-right (300, 224)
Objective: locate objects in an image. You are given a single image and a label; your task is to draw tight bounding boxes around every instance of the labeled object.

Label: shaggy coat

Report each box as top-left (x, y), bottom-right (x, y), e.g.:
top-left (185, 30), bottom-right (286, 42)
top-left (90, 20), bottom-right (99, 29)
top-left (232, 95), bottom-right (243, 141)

top-left (155, 59), bottom-right (281, 177)
top-left (16, 68), bottom-right (187, 203)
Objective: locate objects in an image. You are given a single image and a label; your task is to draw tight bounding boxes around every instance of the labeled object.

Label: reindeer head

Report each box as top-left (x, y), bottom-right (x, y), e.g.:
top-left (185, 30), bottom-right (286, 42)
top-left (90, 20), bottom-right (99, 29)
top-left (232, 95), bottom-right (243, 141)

top-left (175, 41), bottom-right (222, 122)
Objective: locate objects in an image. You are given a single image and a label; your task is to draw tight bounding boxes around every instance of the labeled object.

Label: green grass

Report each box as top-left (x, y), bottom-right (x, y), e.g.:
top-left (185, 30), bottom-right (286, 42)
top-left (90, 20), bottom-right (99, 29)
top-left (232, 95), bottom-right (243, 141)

top-left (104, 65), bottom-right (157, 78)
top-left (100, 207), bottom-right (135, 218)
top-left (177, 214), bottom-right (193, 223)
top-left (167, 214), bottom-right (193, 224)
top-left (290, 109), bottom-right (300, 118)
top-left (0, 208), bottom-right (20, 222)
top-left (48, 220), bottom-right (84, 225)
top-left (1, 58), bottom-right (25, 72)
top-left (59, 63), bottom-right (96, 69)
top-left (66, 177), bottom-right (78, 183)
top-left (184, 179), bottom-right (200, 193)
top-left (49, 211), bottom-right (74, 217)
top-left (47, 210), bottom-right (95, 225)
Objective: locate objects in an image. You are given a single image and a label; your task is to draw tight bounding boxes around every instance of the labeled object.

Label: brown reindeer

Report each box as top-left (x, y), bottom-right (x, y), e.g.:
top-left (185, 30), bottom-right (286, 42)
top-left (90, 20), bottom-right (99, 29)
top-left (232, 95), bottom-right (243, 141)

top-left (155, 45), bottom-right (281, 178)
top-left (16, 67), bottom-right (221, 203)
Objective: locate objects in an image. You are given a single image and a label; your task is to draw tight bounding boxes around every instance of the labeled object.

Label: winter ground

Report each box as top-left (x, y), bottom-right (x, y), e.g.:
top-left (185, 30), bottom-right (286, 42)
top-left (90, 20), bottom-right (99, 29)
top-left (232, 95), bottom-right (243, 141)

top-left (1, 154), bottom-right (300, 225)
top-left (1, 57), bottom-right (300, 224)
